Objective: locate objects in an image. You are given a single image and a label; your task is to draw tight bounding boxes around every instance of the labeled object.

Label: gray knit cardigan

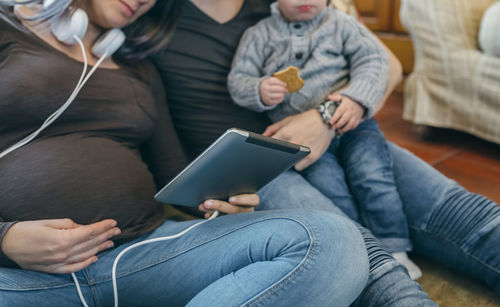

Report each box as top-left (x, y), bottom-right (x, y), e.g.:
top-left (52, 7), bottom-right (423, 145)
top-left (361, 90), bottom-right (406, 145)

top-left (228, 2), bottom-right (389, 122)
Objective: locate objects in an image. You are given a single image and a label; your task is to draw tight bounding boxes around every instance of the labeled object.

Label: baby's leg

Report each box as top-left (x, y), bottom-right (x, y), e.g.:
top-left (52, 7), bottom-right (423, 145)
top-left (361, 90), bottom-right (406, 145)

top-left (339, 118), bottom-right (411, 253)
top-left (300, 146), bottom-right (360, 222)
top-left (339, 118), bottom-right (421, 279)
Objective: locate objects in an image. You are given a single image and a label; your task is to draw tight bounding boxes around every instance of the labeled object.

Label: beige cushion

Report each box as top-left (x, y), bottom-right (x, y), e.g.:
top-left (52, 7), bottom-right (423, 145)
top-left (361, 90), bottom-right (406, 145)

top-left (479, 2), bottom-right (500, 57)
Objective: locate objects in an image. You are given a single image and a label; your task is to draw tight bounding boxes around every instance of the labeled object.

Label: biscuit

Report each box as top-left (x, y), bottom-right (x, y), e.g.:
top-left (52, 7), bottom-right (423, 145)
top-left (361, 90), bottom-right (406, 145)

top-left (273, 66), bottom-right (304, 92)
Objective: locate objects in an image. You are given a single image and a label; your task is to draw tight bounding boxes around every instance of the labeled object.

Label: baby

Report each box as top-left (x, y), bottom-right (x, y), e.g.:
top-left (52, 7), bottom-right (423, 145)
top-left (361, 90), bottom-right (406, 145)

top-left (228, 0), bottom-right (421, 279)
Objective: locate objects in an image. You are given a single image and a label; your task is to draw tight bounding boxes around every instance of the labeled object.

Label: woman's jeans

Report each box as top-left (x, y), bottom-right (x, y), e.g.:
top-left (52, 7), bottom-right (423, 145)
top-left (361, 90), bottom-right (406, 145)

top-left (302, 118), bottom-right (411, 253)
top-left (258, 142), bottom-right (500, 306)
top-left (0, 210), bottom-right (369, 307)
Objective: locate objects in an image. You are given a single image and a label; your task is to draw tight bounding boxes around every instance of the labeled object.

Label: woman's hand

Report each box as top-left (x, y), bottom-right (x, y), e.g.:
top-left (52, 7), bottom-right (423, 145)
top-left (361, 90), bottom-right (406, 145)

top-left (263, 109), bottom-right (335, 171)
top-left (198, 194), bottom-right (260, 218)
top-left (1, 219), bottom-right (120, 274)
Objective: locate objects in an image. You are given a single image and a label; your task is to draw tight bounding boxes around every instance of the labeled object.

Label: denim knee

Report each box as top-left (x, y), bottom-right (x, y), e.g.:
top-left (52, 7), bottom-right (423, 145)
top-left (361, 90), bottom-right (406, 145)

top-left (302, 211), bottom-right (370, 305)
top-left (246, 210), bottom-right (369, 307)
top-left (417, 185), bottom-right (500, 294)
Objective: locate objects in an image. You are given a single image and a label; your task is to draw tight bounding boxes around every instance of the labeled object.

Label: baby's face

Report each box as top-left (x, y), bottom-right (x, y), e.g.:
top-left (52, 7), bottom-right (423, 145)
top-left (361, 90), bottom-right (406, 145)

top-left (277, 0), bottom-right (327, 22)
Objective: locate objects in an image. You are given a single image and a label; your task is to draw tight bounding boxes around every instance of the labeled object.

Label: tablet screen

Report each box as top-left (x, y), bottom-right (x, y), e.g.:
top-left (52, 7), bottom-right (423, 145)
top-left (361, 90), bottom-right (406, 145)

top-left (154, 128), bottom-right (310, 207)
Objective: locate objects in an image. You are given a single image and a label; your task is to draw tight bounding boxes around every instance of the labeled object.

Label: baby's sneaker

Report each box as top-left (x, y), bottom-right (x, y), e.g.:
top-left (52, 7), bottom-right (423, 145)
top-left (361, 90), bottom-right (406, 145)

top-left (392, 252), bottom-right (422, 280)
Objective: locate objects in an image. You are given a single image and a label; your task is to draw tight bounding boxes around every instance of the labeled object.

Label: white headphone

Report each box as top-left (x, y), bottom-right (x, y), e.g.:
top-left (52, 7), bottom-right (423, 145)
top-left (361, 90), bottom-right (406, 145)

top-left (0, 0), bottom-right (127, 160)
top-left (44, 0), bottom-right (126, 57)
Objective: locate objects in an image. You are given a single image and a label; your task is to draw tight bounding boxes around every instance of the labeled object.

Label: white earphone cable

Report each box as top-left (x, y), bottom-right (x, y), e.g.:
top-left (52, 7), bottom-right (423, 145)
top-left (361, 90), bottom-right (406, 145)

top-left (0, 27), bottom-right (223, 307)
top-left (0, 35), bottom-right (103, 159)
top-left (71, 210), bottom-right (220, 307)
top-left (111, 210), bottom-right (219, 307)
top-left (71, 271), bottom-right (89, 307)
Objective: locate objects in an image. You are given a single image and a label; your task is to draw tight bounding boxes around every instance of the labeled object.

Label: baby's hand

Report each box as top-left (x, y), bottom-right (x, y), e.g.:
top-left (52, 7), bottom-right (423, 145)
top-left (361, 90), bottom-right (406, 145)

top-left (259, 77), bottom-right (288, 106)
top-left (328, 95), bottom-right (365, 134)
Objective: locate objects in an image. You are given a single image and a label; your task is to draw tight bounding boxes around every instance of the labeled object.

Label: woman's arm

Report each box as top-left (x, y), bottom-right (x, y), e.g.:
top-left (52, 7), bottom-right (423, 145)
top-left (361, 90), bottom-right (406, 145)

top-left (0, 221), bottom-right (18, 267)
top-left (1, 219), bottom-right (119, 273)
top-left (140, 66), bottom-right (190, 189)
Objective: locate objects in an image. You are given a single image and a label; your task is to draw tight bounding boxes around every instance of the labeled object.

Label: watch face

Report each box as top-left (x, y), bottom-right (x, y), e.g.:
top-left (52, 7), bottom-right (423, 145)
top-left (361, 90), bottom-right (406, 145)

top-left (326, 101), bottom-right (339, 116)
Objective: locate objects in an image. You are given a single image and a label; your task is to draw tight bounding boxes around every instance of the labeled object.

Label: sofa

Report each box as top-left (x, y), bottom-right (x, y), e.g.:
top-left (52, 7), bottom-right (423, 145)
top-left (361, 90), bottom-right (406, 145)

top-left (401, 0), bottom-right (500, 145)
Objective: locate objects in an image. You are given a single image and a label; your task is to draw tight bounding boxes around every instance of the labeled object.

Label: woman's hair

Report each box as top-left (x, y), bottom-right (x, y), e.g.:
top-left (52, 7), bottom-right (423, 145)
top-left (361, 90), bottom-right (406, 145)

top-left (0, 0), bottom-right (185, 61)
top-left (118, 0), bottom-right (184, 61)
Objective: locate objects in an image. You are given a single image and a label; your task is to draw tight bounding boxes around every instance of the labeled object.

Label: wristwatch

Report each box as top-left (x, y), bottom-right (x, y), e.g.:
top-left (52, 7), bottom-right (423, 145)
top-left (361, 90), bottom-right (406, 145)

top-left (316, 99), bottom-right (340, 127)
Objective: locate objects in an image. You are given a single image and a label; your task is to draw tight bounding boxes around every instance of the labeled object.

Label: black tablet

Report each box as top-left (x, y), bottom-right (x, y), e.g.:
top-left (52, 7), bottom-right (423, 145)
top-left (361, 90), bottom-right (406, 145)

top-left (154, 128), bottom-right (310, 207)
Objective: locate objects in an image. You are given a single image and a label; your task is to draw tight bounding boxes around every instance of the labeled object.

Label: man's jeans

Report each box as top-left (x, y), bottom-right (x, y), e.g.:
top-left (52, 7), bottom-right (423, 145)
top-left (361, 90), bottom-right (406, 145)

top-left (0, 210), bottom-right (368, 306)
top-left (258, 142), bottom-right (500, 306)
top-left (302, 118), bottom-right (411, 253)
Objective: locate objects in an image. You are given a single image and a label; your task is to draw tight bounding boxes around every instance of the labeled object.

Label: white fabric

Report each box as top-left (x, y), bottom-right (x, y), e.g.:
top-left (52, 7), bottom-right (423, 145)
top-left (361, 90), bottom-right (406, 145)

top-left (479, 2), bottom-right (500, 57)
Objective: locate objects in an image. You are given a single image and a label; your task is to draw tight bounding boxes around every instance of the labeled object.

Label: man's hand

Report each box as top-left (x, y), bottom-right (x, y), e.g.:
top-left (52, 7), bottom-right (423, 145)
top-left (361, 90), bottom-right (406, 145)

top-left (328, 94), bottom-right (365, 134)
top-left (259, 77), bottom-right (288, 106)
top-left (263, 109), bottom-right (335, 171)
top-left (199, 194), bottom-right (259, 218)
top-left (2, 219), bottom-right (120, 274)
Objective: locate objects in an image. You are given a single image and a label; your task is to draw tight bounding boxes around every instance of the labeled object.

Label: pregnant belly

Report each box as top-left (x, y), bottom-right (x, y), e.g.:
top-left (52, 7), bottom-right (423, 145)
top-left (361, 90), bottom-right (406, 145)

top-left (0, 135), bottom-right (162, 231)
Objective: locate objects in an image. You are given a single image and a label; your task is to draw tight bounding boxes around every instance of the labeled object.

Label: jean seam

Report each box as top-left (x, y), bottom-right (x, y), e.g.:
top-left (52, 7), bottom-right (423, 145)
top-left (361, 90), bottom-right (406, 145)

top-left (0, 282), bottom-right (76, 292)
top-left (86, 216), bottom-right (315, 285)
top-left (240, 219), bottom-right (318, 306)
top-left (409, 180), bottom-right (456, 231)
top-left (409, 225), bottom-right (500, 275)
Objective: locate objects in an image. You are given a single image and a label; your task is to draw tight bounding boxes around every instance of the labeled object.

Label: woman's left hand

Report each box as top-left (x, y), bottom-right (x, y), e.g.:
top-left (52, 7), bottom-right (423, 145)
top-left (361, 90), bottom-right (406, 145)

top-left (198, 194), bottom-right (259, 218)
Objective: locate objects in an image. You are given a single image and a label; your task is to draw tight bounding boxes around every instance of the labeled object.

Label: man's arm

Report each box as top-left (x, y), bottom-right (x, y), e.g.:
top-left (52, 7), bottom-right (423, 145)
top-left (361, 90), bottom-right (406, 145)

top-left (264, 39), bottom-right (403, 171)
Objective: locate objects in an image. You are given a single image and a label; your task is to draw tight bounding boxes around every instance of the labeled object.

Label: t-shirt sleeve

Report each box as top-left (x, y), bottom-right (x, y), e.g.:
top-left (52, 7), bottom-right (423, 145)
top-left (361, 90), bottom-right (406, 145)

top-left (140, 66), bottom-right (190, 190)
top-left (0, 220), bottom-right (19, 268)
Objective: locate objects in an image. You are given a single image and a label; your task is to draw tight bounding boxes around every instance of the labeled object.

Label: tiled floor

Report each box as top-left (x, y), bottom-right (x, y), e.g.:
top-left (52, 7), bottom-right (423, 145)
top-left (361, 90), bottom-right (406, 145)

top-left (375, 92), bottom-right (500, 203)
top-left (375, 92), bottom-right (500, 306)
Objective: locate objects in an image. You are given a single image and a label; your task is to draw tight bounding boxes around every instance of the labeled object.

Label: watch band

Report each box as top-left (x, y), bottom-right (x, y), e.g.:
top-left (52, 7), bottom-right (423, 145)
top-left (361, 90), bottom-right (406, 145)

top-left (316, 99), bottom-right (340, 127)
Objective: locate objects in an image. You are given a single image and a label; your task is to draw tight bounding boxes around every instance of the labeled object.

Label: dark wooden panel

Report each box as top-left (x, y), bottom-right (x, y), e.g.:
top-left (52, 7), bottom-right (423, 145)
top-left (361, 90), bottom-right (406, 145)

top-left (379, 33), bottom-right (414, 74)
top-left (353, 0), bottom-right (392, 31)
top-left (392, 0), bottom-right (407, 33)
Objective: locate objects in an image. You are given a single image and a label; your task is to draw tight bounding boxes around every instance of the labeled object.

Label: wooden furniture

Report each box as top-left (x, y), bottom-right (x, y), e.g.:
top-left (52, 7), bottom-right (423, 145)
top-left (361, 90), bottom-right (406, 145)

top-left (352, 0), bottom-right (414, 90)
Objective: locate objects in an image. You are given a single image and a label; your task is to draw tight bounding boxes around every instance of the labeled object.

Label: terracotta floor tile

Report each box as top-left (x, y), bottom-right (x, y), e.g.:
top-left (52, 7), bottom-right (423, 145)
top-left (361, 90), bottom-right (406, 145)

top-left (380, 119), bottom-right (459, 164)
top-left (376, 93), bottom-right (500, 203)
top-left (433, 155), bottom-right (500, 203)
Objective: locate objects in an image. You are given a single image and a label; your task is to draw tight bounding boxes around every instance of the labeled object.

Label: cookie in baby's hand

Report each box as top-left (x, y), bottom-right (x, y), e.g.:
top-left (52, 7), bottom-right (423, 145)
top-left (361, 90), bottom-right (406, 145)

top-left (273, 66), bottom-right (304, 92)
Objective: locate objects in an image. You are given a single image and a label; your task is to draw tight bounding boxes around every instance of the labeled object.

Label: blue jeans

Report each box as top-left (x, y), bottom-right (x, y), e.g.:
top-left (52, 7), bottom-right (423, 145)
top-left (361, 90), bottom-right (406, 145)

top-left (258, 142), bottom-right (500, 306)
top-left (0, 210), bottom-right (369, 306)
top-left (302, 118), bottom-right (411, 253)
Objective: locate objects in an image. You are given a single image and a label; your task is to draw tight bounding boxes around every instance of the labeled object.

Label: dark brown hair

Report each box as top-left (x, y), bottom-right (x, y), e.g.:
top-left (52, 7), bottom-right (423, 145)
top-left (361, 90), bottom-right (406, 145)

top-left (0, 0), bottom-right (185, 61)
top-left (117, 0), bottom-right (185, 61)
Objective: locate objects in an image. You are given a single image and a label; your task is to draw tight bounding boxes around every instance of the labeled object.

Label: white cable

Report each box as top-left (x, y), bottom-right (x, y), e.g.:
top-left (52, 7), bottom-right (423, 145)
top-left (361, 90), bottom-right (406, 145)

top-left (111, 210), bottom-right (219, 307)
top-left (70, 210), bottom-right (219, 307)
top-left (0, 35), bottom-right (106, 159)
top-left (0, 27), bottom-right (223, 307)
top-left (71, 272), bottom-right (89, 307)
top-left (0, 34), bottom-right (107, 304)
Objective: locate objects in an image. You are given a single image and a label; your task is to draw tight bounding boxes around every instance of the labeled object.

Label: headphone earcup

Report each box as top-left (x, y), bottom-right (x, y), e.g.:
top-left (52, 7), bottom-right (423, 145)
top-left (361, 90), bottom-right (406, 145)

top-left (91, 28), bottom-right (126, 58)
top-left (51, 8), bottom-right (88, 45)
